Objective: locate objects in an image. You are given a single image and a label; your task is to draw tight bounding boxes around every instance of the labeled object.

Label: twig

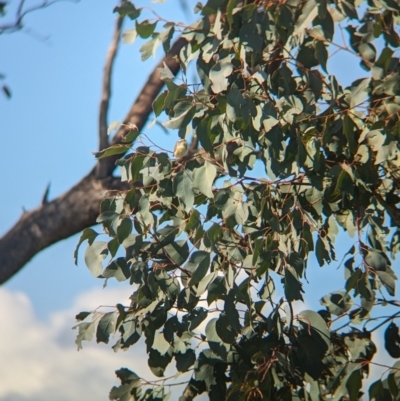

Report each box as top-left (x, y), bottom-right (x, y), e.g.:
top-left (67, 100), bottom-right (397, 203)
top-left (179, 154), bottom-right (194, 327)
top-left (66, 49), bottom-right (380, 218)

top-left (0, 0), bottom-right (80, 34)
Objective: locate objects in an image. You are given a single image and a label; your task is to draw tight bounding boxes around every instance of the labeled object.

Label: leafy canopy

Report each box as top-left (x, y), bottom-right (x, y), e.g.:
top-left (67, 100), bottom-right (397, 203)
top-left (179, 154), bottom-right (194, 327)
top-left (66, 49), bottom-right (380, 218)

top-left (75, 0), bottom-right (400, 400)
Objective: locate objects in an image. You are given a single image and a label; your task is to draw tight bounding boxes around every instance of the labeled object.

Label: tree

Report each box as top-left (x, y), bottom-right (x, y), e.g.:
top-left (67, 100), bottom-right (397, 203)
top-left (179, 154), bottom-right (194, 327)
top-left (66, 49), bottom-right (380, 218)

top-left (2, 0), bottom-right (400, 399)
top-left (70, 0), bottom-right (400, 400)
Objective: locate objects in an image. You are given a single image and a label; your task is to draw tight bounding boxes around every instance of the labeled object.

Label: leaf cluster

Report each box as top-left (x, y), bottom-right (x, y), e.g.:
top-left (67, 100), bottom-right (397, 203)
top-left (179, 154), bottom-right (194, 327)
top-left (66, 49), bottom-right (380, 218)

top-left (75, 0), bottom-right (400, 400)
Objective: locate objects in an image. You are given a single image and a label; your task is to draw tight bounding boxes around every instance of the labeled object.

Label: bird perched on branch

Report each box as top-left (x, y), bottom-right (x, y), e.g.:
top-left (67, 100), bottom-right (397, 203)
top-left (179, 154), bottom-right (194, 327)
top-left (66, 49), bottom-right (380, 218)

top-left (174, 138), bottom-right (188, 159)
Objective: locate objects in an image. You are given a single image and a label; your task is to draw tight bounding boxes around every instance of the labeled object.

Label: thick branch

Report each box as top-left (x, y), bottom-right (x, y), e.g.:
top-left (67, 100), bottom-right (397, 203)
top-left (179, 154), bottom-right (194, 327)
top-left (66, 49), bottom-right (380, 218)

top-left (0, 37), bottom-right (186, 284)
top-left (96, 14), bottom-right (124, 178)
top-left (0, 173), bottom-right (127, 284)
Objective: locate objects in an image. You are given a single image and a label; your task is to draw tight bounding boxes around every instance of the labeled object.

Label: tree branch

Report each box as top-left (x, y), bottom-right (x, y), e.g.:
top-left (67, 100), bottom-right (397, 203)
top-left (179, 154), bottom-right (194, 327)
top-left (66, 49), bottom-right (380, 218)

top-left (0, 173), bottom-right (128, 284)
top-left (95, 36), bottom-right (186, 178)
top-left (0, 0), bottom-right (80, 34)
top-left (96, 13), bottom-right (124, 178)
top-left (0, 37), bottom-right (186, 284)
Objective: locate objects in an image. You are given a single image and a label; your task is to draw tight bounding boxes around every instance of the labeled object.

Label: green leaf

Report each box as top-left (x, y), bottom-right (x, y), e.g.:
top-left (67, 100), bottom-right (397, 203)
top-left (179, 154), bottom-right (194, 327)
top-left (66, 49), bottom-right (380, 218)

top-left (75, 311), bottom-right (91, 321)
top-left (74, 228), bottom-right (98, 264)
top-left (175, 348), bottom-right (196, 372)
top-left (343, 115), bottom-right (357, 154)
top-left (375, 47), bottom-right (394, 72)
top-left (369, 380), bottom-right (385, 400)
top-left (73, 313), bottom-right (100, 350)
top-left (320, 291), bottom-right (352, 315)
top-left (153, 91), bottom-right (167, 117)
top-left (224, 295), bottom-right (241, 333)
top-left (205, 318), bottom-right (229, 360)
top-left (148, 347), bottom-right (173, 377)
top-left (315, 237), bottom-right (330, 267)
top-left (346, 369), bottom-right (362, 401)
top-left (377, 271), bottom-right (396, 296)
top-left (209, 57), bottom-right (233, 93)
top-left (345, 268), bottom-right (362, 292)
top-left (96, 312), bottom-right (117, 344)
top-left (297, 310), bottom-right (331, 348)
top-left (120, 318), bottom-right (142, 348)
top-left (284, 266), bottom-right (304, 302)
top-left (187, 307), bottom-right (208, 331)
top-left (109, 368), bottom-right (141, 400)
top-left (384, 323), bottom-right (400, 358)
top-left (174, 169), bottom-right (194, 213)
top-left (160, 23), bottom-right (175, 53)
top-left (114, 2), bottom-right (141, 19)
top-left (93, 143), bottom-right (131, 159)
top-left (365, 249), bottom-right (391, 271)
top-left (84, 241), bottom-right (108, 278)
top-left (103, 258), bottom-right (130, 282)
top-left (226, 84), bottom-right (245, 122)
top-left (349, 77), bottom-right (370, 108)
top-left (195, 272), bottom-right (217, 297)
top-left (107, 121), bottom-right (121, 135)
top-left (294, 310), bottom-right (331, 379)
top-left (216, 313), bottom-right (236, 344)
top-left (137, 196), bottom-right (154, 228)
top-left (195, 116), bottom-right (214, 154)
top-left (140, 34), bottom-right (161, 61)
top-left (183, 251), bottom-right (210, 287)
top-left (122, 127), bottom-right (140, 143)
top-left (226, 0), bottom-right (236, 25)
top-left (117, 217), bottom-right (132, 244)
top-left (315, 41), bottom-right (328, 73)
top-left (152, 332), bottom-right (173, 355)
top-left (293, 0), bottom-right (318, 37)
top-left (193, 161), bottom-right (217, 198)
top-left (158, 62), bottom-right (174, 81)
top-left (163, 102), bottom-right (195, 130)
top-left (122, 29), bottom-right (137, 45)
top-left (157, 271), bottom-right (180, 299)
top-left (136, 19), bottom-right (157, 39)
top-left (164, 240), bottom-right (189, 266)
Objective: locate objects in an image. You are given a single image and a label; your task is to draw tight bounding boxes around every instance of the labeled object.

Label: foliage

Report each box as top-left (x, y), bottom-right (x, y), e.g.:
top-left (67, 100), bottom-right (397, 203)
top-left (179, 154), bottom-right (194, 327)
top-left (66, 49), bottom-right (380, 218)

top-left (75, 0), bottom-right (400, 400)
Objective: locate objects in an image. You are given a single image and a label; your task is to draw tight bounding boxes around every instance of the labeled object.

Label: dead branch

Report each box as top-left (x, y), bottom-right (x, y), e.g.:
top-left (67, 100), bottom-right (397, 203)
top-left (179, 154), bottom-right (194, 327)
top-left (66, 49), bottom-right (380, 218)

top-left (0, 0), bottom-right (80, 34)
top-left (96, 13), bottom-right (124, 178)
top-left (96, 36), bottom-right (186, 178)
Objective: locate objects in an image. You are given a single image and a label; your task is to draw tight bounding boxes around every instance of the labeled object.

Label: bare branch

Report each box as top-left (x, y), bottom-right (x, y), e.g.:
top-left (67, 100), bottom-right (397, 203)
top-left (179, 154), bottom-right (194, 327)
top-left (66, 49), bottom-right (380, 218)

top-left (0, 0), bottom-right (80, 34)
top-left (95, 37), bottom-right (186, 178)
top-left (16, 0), bottom-right (27, 17)
top-left (96, 13), bottom-right (124, 178)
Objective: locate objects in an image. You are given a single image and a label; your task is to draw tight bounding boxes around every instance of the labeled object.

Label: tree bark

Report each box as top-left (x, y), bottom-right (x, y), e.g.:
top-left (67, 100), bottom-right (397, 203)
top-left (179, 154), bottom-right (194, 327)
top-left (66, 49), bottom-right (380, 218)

top-left (0, 174), bottom-right (126, 283)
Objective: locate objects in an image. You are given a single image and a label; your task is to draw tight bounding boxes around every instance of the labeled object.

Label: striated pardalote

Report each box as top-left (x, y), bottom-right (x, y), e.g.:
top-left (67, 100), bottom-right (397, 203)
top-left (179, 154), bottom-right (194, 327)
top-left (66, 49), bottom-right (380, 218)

top-left (173, 138), bottom-right (188, 158)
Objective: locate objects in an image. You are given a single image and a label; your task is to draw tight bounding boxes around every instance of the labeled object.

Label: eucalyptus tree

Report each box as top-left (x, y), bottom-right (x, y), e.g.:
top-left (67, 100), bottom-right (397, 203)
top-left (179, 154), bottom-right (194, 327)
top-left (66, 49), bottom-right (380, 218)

top-left (6, 0), bottom-right (400, 399)
top-left (75, 0), bottom-right (400, 400)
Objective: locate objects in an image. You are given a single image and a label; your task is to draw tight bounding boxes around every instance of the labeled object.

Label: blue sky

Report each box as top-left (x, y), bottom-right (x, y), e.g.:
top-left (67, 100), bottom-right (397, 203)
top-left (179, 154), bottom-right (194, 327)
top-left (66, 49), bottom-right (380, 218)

top-left (0, 1), bottom-right (396, 399)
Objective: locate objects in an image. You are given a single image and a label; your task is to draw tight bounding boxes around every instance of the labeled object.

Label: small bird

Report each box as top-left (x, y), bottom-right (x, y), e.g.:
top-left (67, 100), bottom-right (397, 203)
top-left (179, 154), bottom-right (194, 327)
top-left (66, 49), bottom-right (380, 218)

top-left (174, 138), bottom-right (188, 159)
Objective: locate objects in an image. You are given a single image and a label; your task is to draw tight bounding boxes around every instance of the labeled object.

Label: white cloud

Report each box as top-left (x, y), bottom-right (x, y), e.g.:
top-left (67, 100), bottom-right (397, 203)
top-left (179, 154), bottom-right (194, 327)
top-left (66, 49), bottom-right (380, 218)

top-left (0, 286), bottom-right (150, 401)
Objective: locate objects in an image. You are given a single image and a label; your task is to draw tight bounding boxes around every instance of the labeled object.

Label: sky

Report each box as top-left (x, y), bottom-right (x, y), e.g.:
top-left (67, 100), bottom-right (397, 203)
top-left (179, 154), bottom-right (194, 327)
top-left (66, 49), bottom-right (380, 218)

top-left (0, 0), bottom-right (397, 399)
